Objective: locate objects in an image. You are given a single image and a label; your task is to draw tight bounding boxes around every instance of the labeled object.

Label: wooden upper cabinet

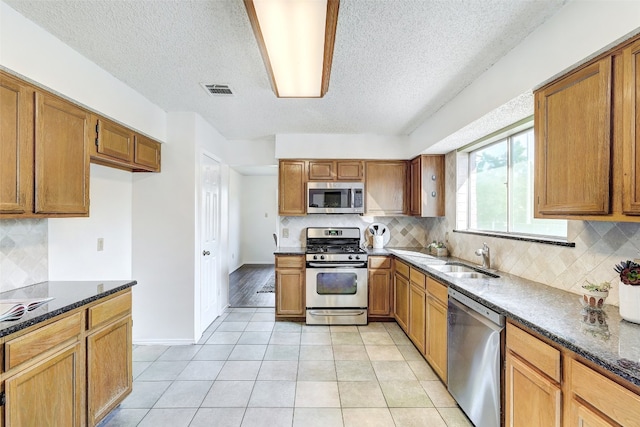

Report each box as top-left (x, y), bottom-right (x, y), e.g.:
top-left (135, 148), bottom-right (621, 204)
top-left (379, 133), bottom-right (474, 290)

top-left (535, 57), bottom-right (613, 216)
top-left (623, 38), bottom-right (640, 215)
top-left (91, 116), bottom-right (161, 172)
top-left (134, 134), bottom-right (161, 172)
top-left (35, 92), bottom-right (90, 215)
top-left (308, 160), bottom-right (335, 180)
top-left (95, 118), bottom-right (134, 163)
top-left (308, 160), bottom-right (363, 181)
top-left (279, 160), bottom-right (306, 215)
top-left (0, 73), bottom-right (33, 214)
top-left (365, 160), bottom-right (408, 215)
top-left (409, 155), bottom-right (444, 217)
top-left (336, 160), bottom-right (363, 180)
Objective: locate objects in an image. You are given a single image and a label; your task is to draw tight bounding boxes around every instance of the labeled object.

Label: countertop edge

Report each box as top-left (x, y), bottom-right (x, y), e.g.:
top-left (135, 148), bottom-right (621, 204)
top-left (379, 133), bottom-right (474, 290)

top-left (0, 280), bottom-right (137, 338)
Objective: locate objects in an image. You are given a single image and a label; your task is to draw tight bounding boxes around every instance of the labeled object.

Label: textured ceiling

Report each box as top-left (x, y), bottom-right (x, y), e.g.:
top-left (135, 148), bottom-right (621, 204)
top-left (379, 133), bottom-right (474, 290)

top-left (6, 0), bottom-right (566, 143)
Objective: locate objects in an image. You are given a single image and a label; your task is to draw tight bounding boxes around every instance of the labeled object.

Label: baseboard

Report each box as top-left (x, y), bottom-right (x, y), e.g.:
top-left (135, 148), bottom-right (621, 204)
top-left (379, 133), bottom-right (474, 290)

top-left (240, 262), bottom-right (276, 267)
top-left (133, 338), bottom-right (197, 346)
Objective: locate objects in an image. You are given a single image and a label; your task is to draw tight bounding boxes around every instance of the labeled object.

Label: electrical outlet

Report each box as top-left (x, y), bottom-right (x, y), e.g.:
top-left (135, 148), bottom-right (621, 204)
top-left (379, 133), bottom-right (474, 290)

top-left (97, 238), bottom-right (104, 251)
top-left (282, 228), bottom-right (289, 238)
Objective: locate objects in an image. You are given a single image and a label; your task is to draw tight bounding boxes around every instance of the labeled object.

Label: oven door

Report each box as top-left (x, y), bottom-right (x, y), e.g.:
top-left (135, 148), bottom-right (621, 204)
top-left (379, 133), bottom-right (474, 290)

top-left (306, 265), bottom-right (368, 308)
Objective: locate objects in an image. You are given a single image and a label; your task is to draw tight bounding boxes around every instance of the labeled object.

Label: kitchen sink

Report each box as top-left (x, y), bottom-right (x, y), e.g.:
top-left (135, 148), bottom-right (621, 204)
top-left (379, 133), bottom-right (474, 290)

top-left (432, 262), bottom-right (499, 279)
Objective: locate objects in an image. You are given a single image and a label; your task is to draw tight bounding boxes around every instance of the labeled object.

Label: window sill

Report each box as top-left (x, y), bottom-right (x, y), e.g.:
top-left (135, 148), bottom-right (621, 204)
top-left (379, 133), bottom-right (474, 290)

top-left (453, 229), bottom-right (575, 247)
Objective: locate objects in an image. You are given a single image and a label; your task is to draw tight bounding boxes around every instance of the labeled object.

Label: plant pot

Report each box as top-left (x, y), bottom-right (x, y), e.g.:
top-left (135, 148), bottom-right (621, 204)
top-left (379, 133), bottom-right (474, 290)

top-left (619, 282), bottom-right (640, 324)
top-left (582, 289), bottom-right (608, 309)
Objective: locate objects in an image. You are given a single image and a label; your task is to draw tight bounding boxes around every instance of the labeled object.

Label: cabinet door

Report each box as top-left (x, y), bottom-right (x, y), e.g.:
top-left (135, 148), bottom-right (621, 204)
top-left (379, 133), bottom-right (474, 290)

top-left (134, 134), bottom-right (161, 172)
top-left (571, 400), bottom-right (616, 427)
top-left (87, 316), bottom-right (133, 426)
top-left (275, 270), bottom-right (305, 316)
top-left (365, 161), bottom-right (408, 215)
top-left (5, 343), bottom-right (82, 427)
top-left (308, 160), bottom-right (335, 180)
top-left (409, 157), bottom-right (421, 215)
top-left (34, 92), bottom-right (90, 215)
top-left (505, 351), bottom-right (561, 427)
top-left (623, 39), bottom-right (640, 214)
top-left (336, 161), bottom-right (363, 180)
top-left (409, 284), bottom-right (426, 353)
top-left (394, 273), bottom-right (409, 332)
top-left (426, 296), bottom-right (447, 382)
top-left (535, 58), bottom-right (612, 215)
top-left (368, 268), bottom-right (391, 317)
top-left (421, 155), bottom-right (445, 217)
top-left (95, 118), bottom-right (134, 163)
top-left (0, 74), bottom-right (33, 214)
top-left (279, 160), bottom-right (306, 215)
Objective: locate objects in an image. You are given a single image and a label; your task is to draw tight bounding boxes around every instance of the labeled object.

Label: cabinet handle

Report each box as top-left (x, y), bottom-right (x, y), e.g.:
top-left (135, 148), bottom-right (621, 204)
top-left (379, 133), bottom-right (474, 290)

top-left (202, 250), bottom-right (210, 256)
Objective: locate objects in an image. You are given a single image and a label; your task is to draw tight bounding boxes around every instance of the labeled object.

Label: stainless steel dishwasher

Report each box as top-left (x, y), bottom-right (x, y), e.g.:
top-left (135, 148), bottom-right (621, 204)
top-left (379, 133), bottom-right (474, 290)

top-left (447, 288), bottom-right (505, 427)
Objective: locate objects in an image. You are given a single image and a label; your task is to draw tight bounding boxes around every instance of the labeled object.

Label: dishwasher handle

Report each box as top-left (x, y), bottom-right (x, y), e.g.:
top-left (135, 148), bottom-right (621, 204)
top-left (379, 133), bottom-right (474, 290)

top-left (448, 290), bottom-right (505, 330)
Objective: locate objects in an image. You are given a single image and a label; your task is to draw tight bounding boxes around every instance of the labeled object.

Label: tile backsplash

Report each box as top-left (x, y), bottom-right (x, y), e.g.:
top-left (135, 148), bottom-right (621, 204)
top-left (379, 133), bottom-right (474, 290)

top-left (424, 151), bottom-right (640, 306)
top-left (279, 214), bottom-right (432, 248)
top-left (0, 219), bottom-right (48, 292)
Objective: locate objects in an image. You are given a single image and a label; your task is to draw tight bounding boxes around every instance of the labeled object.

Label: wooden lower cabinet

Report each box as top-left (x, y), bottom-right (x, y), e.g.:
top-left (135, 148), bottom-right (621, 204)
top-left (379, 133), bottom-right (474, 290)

top-left (394, 269), bottom-right (410, 332)
top-left (408, 284), bottom-right (426, 353)
top-left (0, 289), bottom-right (133, 426)
top-left (5, 342), bottom-right (83, 426)
top-left (275, 255), bottom-right (305, 318)
top-left (87, 315), bottom-right (133, 425)
top-left (425, 277), bottom-right (447, 381)
top-left (368, 256), bottom-right (392, 318)
top-left (505, 351), bottom-right (561, 427)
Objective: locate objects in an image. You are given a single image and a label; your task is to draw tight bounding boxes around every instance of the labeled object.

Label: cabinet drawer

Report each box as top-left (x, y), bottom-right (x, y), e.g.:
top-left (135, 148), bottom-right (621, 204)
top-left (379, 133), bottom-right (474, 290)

top-left (395, 260), bottom-right (409, 279)
top-left (570, 359), bottom-right (640, 426)
top-left (5, 311), bottom-right (82, 370)
top-left (369, 256), bottom-right (391, 269)
top-left (426, 277), bottom-right (447, 304)
top-left (276, 255), bottom-right (304, 269)
top-left (506, 323), bottom-right (560, 382)
top-left (409, 268), bottom-right (426, 290)
top-left (88, 292), bottom-right (132, 330)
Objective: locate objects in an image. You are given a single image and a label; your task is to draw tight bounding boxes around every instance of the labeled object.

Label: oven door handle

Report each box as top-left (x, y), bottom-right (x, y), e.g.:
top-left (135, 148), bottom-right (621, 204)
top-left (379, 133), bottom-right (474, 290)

top-left (308, 310), bottom-right (366, 316)
top-left (307, 262), bottom-right (367, 268)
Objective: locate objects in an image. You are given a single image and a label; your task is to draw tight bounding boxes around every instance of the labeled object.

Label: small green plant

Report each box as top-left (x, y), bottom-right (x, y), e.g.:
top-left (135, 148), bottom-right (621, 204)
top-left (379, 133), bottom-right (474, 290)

top-left (614, 260), bottom-right (640, 286)
top-left (582, 280), bottom-right (611, 293)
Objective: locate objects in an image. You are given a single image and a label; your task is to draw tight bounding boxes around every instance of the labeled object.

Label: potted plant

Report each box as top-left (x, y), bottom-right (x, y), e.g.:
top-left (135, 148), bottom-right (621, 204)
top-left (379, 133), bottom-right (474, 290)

top-left (614, 260), bottom-right (640, 324)
top-left (581, 280), bottom-right (611, 309)
top-left (427, 241), bottom-right (448, 257)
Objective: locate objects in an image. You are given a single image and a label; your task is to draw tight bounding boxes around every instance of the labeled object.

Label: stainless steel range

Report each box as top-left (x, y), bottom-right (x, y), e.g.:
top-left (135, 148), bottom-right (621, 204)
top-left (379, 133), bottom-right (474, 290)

top-left (305, 227), bottom-right (368, 325)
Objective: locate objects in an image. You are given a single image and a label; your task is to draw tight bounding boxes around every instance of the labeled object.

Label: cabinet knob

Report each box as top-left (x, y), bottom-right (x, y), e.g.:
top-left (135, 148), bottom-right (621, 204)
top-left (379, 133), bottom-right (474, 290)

top-left (431, 191), bottom-right (437, 197)
top-left (431, 175), bottom-right (437, 181)
top-left (202, 250), bottom-right (210, 256)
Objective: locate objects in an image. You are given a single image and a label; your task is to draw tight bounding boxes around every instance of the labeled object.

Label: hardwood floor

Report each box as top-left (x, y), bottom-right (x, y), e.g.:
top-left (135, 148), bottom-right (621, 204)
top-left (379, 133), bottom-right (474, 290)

top-left (229, 264), bottom-right (275, 308)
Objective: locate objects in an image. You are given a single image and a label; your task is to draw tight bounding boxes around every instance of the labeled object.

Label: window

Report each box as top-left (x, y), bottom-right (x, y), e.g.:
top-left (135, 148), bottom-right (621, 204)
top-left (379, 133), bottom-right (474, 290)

top-left (467, 127), bottom-right (567, 238)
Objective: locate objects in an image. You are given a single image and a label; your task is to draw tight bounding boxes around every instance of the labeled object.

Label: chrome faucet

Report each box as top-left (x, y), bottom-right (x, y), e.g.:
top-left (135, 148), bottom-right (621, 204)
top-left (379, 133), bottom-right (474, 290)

top-left (475, 243), bottom-right (490, 269)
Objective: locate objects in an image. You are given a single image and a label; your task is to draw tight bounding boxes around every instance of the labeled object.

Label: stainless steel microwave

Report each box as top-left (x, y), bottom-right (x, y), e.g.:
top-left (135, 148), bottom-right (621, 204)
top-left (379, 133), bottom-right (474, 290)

top-left (307, 182), bottom-right (364, 214)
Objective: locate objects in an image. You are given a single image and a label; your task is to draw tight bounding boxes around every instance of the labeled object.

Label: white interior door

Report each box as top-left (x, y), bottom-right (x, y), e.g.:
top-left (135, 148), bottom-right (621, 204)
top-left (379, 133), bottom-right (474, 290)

top-left (200, 154), bottom-right (221, 330)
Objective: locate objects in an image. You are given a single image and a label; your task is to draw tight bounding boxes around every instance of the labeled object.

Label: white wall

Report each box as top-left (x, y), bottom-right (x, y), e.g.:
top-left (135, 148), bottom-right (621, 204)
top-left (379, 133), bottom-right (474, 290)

top-left (275, 134), bottom-right (409, 159)
top-left (410, 0), bottom-right (640, 154)
top-left (240, 176), bottom-right (278, 264)
top-left (49, 164), bottom-right (132, 280)
top-left (228, 170), bottom-right (243, 273)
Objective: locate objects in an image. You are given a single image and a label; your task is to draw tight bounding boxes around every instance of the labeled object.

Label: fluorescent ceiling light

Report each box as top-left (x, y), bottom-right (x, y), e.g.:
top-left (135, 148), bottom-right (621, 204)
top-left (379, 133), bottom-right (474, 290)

top-left (244, 0), bottom-right (339, 98)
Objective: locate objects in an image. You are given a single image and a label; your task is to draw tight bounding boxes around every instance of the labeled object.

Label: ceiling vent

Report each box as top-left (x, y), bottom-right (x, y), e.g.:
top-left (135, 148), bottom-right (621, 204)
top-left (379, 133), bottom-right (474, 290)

top-left (201, 83), bottom-right (234, 96)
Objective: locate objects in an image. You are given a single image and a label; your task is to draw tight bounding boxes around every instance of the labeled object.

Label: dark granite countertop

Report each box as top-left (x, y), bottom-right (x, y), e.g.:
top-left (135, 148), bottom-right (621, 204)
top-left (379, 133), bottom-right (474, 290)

top-left (386, 248), bottom-right (640, 388)
top-left (0, 280), bottom-right (136, 338)
top-left (273, 246), bottom-right (306, 255)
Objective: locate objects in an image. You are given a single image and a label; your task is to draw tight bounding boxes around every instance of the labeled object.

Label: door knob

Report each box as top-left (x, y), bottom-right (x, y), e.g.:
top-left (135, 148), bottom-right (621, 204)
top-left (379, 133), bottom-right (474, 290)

top-left (202, 250), bottom-right (210, 256)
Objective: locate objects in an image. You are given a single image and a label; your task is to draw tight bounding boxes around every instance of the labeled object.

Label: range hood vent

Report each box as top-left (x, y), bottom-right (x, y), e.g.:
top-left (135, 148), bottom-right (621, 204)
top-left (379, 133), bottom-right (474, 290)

top-left (201, 83), bottom-right (234, 96)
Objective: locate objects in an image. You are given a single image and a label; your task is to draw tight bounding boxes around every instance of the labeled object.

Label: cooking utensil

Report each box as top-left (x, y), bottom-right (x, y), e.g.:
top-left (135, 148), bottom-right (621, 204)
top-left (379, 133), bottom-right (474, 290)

top-left (373, 225), bottom-right (379, 235)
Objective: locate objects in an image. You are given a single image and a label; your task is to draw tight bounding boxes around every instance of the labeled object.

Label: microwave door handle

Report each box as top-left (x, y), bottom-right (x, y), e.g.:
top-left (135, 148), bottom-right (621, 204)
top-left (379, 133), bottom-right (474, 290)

top-left (350, 189), bottom-right (355, 208)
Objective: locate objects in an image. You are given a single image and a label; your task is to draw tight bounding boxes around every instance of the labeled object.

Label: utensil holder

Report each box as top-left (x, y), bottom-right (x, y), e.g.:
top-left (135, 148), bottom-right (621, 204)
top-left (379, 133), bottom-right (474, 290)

top-left (373, 236), bottom-right (384, 249)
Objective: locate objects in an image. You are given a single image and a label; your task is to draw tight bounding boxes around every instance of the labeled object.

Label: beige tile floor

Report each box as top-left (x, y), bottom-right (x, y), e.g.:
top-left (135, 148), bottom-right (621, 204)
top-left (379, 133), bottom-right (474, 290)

top-left (99, 308), bottom-right (473, 427)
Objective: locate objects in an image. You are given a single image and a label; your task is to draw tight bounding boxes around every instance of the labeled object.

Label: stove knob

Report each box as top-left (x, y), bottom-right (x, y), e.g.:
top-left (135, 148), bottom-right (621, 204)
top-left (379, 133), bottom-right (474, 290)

top-left (355, 255), bottom-right (360, 260)
top-left (320, 255), bottom-right (325, 260)
top-left (313, 255), bottom-right (318, 260)
top-left (348, 255), bottom-right (353, 260)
